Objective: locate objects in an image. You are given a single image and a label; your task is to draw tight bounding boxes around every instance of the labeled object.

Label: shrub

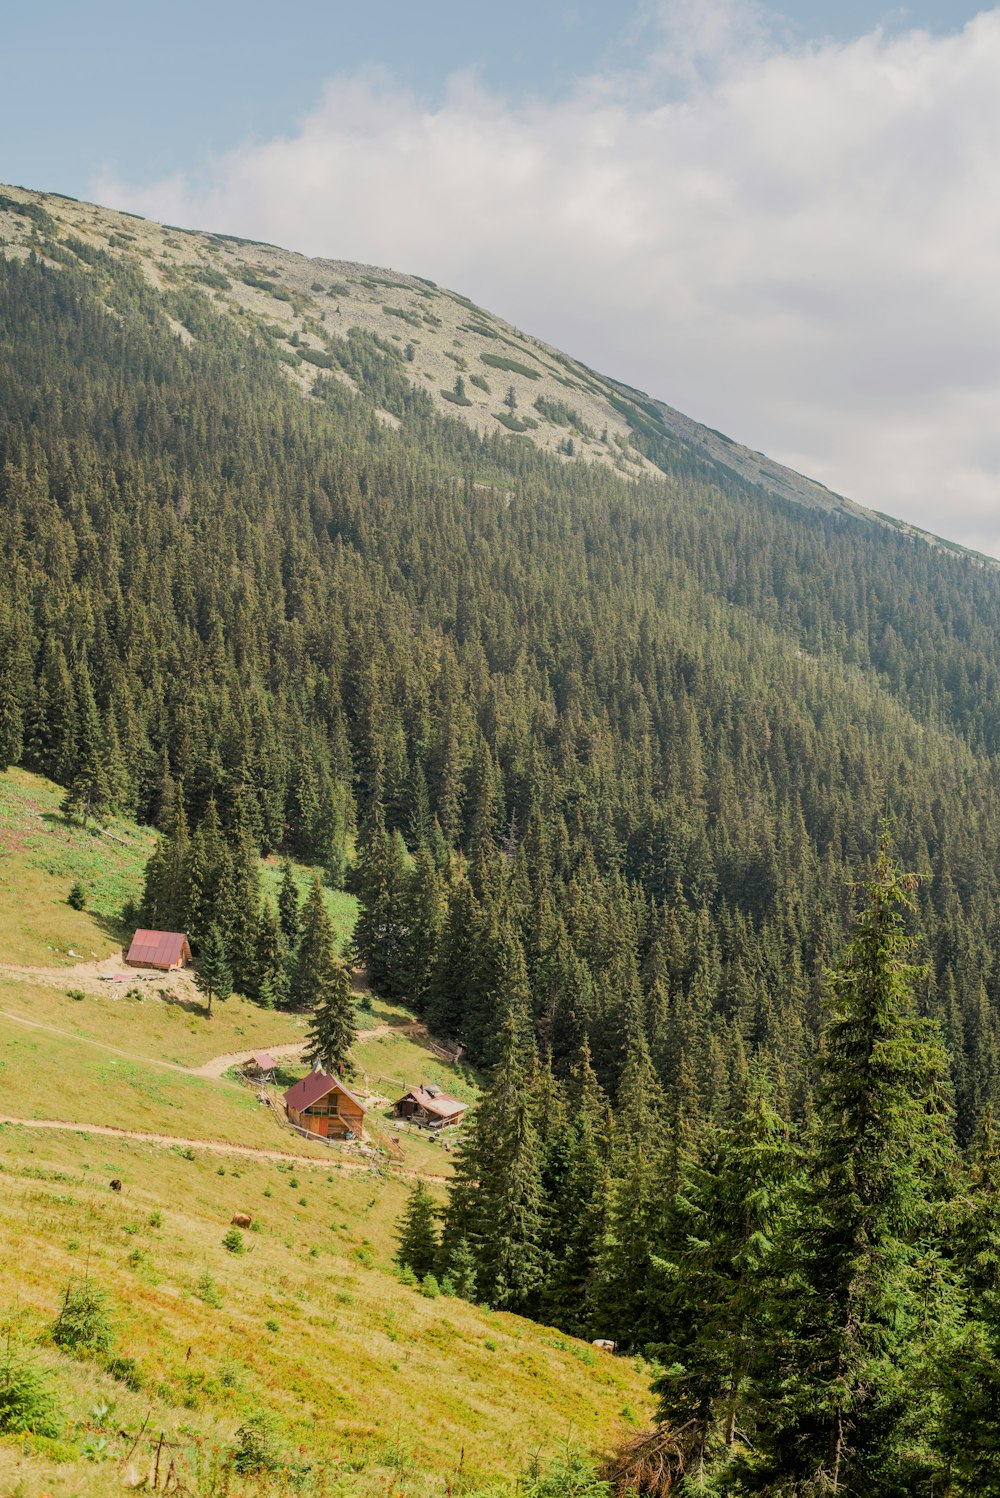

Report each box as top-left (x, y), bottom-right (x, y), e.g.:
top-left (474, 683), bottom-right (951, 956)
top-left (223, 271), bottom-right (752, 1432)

top-left (51, 1279), bottom-right (115, 1358)
top-left (222, 1228), bottom-right (245, 1255)
top-left (67, 988), bottom-right (85, 1002)
top-left (148, 1209), bottom-right (163, 1228)
top-left (197, 1272), bottom-right (223, 1308)
top-left (480, 351), bottom-right (541, 379)
top-left (195, 267), bottom-right (231, 291)
top-left (104, 1354), bottom-right (144, 1390)
top-left (264, 1317), bottom-right (280, 1332)
top-left (67, 881), bottom-right (86, 910)
top-left (396, 1265), bottom-right (418, 1288)
top-left (0, 1347), bottom-right (62, 1436)
top-left (231, 1411), bottom-right (280, 1474)
top-left (420, 1273), bottom-right (440, 1299)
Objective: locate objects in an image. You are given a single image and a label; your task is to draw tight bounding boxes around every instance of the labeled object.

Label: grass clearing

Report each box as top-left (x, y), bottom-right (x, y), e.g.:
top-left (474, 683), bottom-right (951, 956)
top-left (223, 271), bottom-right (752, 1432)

top-left (353, 1030), bottom-right (478, 1103)
top-left (0, 973), bottom-right (310, 1068)
top-left (0, 769), bottom-right (155, 964)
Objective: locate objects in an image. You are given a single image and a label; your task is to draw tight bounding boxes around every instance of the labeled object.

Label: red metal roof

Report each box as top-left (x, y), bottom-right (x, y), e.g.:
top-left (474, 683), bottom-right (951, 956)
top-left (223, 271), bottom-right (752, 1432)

top-left (126, 930), bottom-right (191, 967)
top-left (253, 1052), bottom-right (278, 1071)
top-left (284, 1071), bottom-right (364, 1112)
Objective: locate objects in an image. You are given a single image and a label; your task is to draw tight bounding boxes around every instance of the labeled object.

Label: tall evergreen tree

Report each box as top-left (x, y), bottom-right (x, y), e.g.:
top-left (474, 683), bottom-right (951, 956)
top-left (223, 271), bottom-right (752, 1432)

top-left (446, 1008), bottom-right (545, 1312)
top-left (195, 923), bottom-right (232, 1017)
top-left (753, 845), bottom-right (955, 1497)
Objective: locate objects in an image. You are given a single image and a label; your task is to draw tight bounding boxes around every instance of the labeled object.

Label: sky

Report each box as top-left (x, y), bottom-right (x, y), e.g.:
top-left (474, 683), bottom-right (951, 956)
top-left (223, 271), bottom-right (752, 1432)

top-left (5, 1), bottom-right (1000, 554)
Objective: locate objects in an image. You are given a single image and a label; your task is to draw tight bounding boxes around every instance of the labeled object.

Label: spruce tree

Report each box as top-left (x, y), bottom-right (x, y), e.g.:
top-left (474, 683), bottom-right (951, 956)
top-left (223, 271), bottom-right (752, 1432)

top-left (254, 900), bottom-right (289, 1009)
top-left (195, 924), bottom-right (232, 1017)
top-left (294, 877), bottom-right (341, 1006)
top-left (754, 845), bottom-right (955, 1496)
top-left (445, 1008), bottom-right (545, 1313)
top-left (395, 1182), bottom-right (440, 1279)
top-left (304, 949), bottom-right (356, 1073)
top-left (277, 859), bottom-right (300, 946)
top-left (654, 1083), bottom-right (799, 1485)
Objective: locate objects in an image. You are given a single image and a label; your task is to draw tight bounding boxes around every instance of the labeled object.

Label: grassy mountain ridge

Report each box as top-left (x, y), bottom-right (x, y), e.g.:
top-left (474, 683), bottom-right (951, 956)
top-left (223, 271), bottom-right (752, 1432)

top-left (1, 178), bottom-right (979, 563)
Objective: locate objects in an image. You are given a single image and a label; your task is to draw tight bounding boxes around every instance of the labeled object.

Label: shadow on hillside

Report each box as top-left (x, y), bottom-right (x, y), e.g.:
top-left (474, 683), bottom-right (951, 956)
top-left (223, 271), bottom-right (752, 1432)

top-left (90, 909), bottom-right (133, 950)
top-left (157, 988), bottom-right (209, 1017)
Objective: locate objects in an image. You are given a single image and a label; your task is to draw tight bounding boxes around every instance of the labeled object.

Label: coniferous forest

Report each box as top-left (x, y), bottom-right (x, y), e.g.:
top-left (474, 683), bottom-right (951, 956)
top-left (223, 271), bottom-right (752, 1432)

top-left (5, 234), bottom-right (1000, 1491)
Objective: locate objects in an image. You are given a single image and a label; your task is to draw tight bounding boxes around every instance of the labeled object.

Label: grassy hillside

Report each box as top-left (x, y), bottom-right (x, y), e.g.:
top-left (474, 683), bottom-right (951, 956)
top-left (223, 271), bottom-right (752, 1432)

top-left (0, 767), bottom-right (357, 966)
top-left (0, 771), bottom-right (646, 1494)
top-left (0, 1122), bottom-right (651, 1497)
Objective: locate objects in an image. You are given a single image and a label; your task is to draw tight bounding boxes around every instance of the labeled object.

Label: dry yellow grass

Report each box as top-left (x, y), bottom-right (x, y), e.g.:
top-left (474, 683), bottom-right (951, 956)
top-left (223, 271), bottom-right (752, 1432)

top-left (0, 1124), bottom-right (653, 1496)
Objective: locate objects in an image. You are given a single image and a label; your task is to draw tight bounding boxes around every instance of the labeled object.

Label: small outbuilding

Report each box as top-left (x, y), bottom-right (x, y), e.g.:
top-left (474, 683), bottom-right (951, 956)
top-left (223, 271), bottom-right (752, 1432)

top-left (244, 1052), bottom-right (278, 1084)
top-left (284, 1069), bottom-right (366, 1140)
top-left (393, 1084), bottom-right (467, 1129)
top-left (126, 929), bottom-right (192, 971)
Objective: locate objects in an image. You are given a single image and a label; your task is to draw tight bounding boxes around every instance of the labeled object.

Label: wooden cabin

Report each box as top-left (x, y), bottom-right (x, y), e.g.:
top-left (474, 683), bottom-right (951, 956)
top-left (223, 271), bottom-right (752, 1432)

top-left (393, 1084), bottom-right (467, 1129)
top-left (284, 1070), bottom-right (366, 1140)
top-left (126, 929), bottom-right (192, 971)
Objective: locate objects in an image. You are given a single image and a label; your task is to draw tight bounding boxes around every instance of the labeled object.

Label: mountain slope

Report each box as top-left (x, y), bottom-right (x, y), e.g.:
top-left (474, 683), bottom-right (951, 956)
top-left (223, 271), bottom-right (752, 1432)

top-left (1, 180), bottom-right (977, 560)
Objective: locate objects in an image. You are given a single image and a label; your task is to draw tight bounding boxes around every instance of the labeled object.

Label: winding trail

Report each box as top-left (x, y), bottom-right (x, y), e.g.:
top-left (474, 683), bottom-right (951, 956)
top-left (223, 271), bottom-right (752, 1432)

top-left (0, 1113), bottom-right (449, 1180)
top-left (0, 1008), bottom-right (426, 1079)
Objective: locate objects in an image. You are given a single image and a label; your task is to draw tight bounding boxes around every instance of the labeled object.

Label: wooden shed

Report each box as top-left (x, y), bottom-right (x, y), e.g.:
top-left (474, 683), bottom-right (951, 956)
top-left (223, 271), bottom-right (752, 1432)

top-left (393, 1084), bottom-right (467, 1129)
top-left (126, 929), bottom-right (192, 971)
top-left (284, 1070), bottom-right (366, 1140)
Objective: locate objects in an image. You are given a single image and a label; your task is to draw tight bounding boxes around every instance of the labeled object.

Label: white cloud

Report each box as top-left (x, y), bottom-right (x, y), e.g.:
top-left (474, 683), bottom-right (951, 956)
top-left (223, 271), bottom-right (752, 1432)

top-left (93, 7), bottom-right (1000, 554)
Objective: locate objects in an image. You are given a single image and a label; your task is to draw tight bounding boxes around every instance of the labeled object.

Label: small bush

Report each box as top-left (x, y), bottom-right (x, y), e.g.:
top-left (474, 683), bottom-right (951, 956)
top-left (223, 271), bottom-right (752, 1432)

top-left (67, 988), bottom-right (85, 1002)
top-left (420, 1273), bottom-right (440, 1299)
top-left (264, 1317), bottom-right (280, 1332)
top-left (196, 1272), bottom-right (223, 1308)
top-left (0, 1347), bottom-right (62, 1436)
top-left (231, 1411), bottom-right (280, 1474)
top-left (67, 881), bottom-right (86, 910)
top-left (480, 351), bottom-right (541, 379)
top-left (148, 1209), bottom-right (163, 1228)
top-left (104, 1354), bottom-right (144, 1390)
top-left (51, 1280), bottom-right (115, 1358)
top-left (396, 1265), bottom-right (418, 1288)
top-left (222, 1228), bottom-right (245, 1255)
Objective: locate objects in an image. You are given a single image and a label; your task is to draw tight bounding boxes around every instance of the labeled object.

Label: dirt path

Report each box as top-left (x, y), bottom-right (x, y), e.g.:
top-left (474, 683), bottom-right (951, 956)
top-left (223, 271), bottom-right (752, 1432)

top-left (0, 1113), bottom-right (448, 1180)
top-left (0, 1009), bottom-right (424, 1080)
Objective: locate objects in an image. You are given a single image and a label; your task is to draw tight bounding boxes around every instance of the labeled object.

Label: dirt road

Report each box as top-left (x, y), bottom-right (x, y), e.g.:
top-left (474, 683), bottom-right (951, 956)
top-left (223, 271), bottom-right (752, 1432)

top-left (0, 1113), bottom-right (448, 1180)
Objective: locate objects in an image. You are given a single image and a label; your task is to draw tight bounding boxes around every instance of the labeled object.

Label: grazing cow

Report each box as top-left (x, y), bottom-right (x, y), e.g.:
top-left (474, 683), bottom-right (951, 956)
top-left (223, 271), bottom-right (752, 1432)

top-left (109, 1179), bottom-right (122, 1192)
top-left (592, 1338), bottom-right (615, 1352)
top-left (230, 1212), bottom-right (252, 1228)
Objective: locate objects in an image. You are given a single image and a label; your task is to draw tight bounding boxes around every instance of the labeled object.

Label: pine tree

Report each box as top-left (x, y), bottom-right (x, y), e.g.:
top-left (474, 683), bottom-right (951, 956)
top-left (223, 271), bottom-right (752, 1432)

top-left (653, 1083), bottom-right (799, 1485)
top-left (254, 900), bottom-right (289, 1009)
top-left (445, 1008), bottom-right (545, 1312)
top-left (395, 1182), bottom-right (440, 1279)
top-left (195, 924), bottom-right (232, 1017)
top-left (278, 859), bottom-right (301, 947)
top-left (304, 949), bottom-right (356, 1073)
top-left (754, 844), bottom-right (955, 1496)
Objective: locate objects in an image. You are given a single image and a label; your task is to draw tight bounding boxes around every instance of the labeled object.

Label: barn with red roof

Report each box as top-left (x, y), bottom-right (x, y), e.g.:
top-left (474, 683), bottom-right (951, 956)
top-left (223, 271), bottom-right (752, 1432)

top-left (126, 929), bottom-right (192, 971)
